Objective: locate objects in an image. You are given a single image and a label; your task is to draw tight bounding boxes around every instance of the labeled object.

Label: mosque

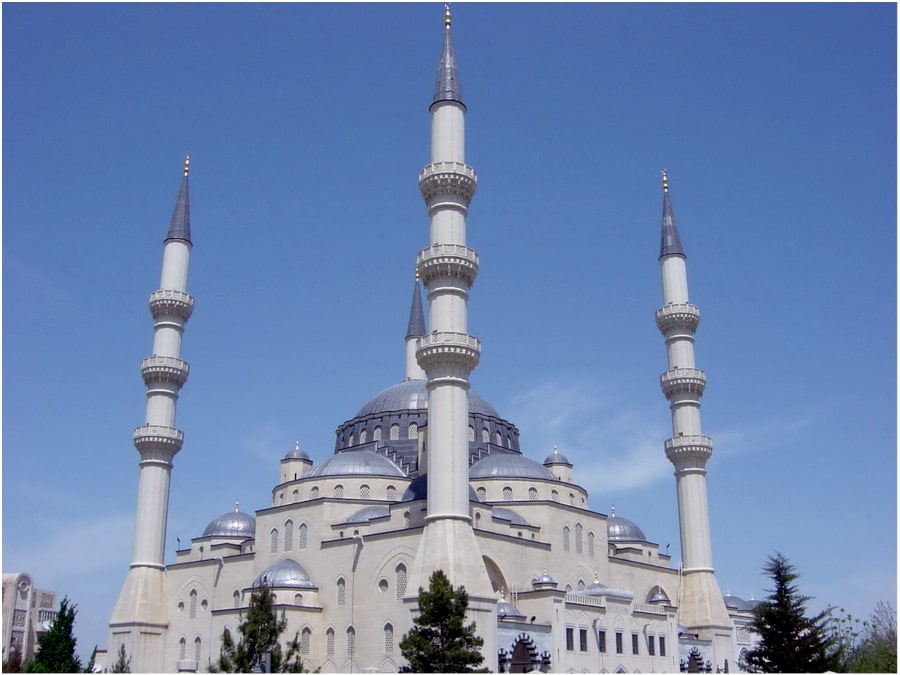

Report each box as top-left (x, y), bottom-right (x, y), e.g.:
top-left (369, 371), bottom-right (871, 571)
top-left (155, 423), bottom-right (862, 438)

top-left (108, 7), bottom-right (758, 673)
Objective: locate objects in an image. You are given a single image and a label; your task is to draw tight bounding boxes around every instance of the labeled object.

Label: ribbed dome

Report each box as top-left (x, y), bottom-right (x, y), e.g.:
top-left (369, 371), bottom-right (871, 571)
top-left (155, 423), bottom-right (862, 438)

top-left (283, 441), bottom-right (310, 461)
top-left (305, 450), bottom-right (405, 478)
top-left (202, 509), bottom-right (256, 539)
top-left (607, 509), bottom-right (647, 542)
top-left (356, 379), bottom-right (500, 418)
top-left (470, 453), bottom-right (555, 480)
top-left (253, 559), bottom-right (316, 589)
top-left (543, 447), bottom-right (572, 466)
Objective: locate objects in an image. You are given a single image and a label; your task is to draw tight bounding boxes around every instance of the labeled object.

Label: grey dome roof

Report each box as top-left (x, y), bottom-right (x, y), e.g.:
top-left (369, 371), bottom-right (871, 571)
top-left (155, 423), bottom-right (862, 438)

top-left (497, 599), bottom-right (526, 619)
top-left (344, 505), bottom-right (390, 524)
top-left (283, 442), bottom-right (311, 461)
top-left (253, 558), bottom-right (316, 589)
top-left (469, 453), bottom-right (555, 480)
top-left (607, 508), bottom-right (647, 542)
top-left (356, 379), bottom-right (500, 419)
top-left (543, 447), bottom-right (572, 466)
top-left (723, 594), bottom-right (757, 611)
top-left (305, 450), bottom-right (405, 478)
top-left (202, 509), bottom-right (256, 539)
top-left (532, 571), bottom-right (557, 588)
top-left (402, 474), bottom-right (478, 502)
top-left (492, 507), bottom-right (531, 527)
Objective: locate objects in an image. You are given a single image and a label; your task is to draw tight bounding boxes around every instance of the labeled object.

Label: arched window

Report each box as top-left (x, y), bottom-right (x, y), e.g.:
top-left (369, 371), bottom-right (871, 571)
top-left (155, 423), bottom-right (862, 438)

top-left (270, 528), bottom-right (279, 553)
top-left (575, 523), bottom-right (583, 554)
top-left (551, 490), bottom-right (559, 502)
top-left (360, 429), bottom-right (367, 443)
top-left (482, 428), bottom-right (489, 442)
top-left (474, 512), bottom-right (481, 529)
top-left (386, 485), bottom-right (397, 501)
top-left (189, 589), bottom-right (197, 619)
top-left (390, 424), bottom-right (399, 440)
top-left (348, 433), bottom-right (355, 446)
top-left (577, 579), bottom-right (585, 592)
top-left (476, 487), bottom-right (487, 502)
top-left (384, 623), bottom-right (394, 654)
top-left (506, 434), bottom-right (512, 448)
top-left (379, 579), bottom-right (389, 593)
top-left (179, 637), bottom-right (186, 660)
top-left (529, 487), bottom-right (538, 501)
top-left (347, 627), bottom-right (356, 659)
top-left (326, 628), bottom-right (335, 657)
top-left (300, 627), bottom-right (311, 655)
top-left (565, 584), bottom-right (573, 593)
top-left (395, 564), bottom-right (407, 599)
top-left (588, 531), bottom-right (596, 557)
top-left (294, 594), bottom-right (303, 606)
top-left (360, 484), bottom-right (370, 499)
top-left (495, 431), bottom-right (502, 445)
top-left (284, 520), bottom-right (294, 551)
top-left (373, 426), bottom-right (382, 441)
top-left (310, 486), bottom-right (319, 499)
top-left (468, 425), bottom-right (475, 441)
top-left (292, 489), bottom-right (299, 502)
top-left (337, 578), bottom-right (346, 605)
top-left (403, 511), bottom-right (410, 528)
top-left (503, 486), bottom-right (513, 501)
top-left (334, 484), bottom-right (344, 498)
top-left (569, 493), bottom-right (576, 506)
top-left (194, 637), bottom-right (201, 662)
top-left (408, 423), bottom-right (418, 439)
top-left (298, 523), bottom-right (308, 549)
top-left (563, 526), bottom-right (571, 552)
top-left (233, 590), bottom-right (240, 608)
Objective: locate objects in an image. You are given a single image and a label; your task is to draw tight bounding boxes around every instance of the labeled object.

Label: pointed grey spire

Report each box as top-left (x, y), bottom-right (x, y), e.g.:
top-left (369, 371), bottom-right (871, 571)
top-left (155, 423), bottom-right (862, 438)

top-left (431, 4), bottom-right (465, 111)
top-left (165, 155), bottom-right (192, 244)
top-left (406, 276), bottom-right (426, 339)
top-left (659, 170), bottom-right (684, 259)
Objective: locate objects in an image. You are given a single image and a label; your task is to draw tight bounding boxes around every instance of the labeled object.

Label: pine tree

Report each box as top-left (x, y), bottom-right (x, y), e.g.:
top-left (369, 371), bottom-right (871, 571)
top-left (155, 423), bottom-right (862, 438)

top-left (24, 597), bottom-right (82, 673)
top-left (399, 569), bottom-right (488, 673)
top-left (215, 581), bottom-right (305, 672)
top-left (741, 553), bottom-right (838, 673)
top-left (109, 644), bottom-right (131, 673)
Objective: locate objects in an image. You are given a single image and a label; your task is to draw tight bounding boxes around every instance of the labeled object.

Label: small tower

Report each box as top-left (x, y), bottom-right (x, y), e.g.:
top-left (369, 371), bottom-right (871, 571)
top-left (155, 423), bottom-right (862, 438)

top-left (543, 444), bottom-right (573, 483)
top-left (280, 441), bottom-right (313, 483)
top-left (110, 156), bottom-right (194, 672)
top-left (405, 272), bottom-right (427, 381)
top-left (655, 171), bottom-right (733, 665)
top-left (407, 3), bottom-right (496, 657)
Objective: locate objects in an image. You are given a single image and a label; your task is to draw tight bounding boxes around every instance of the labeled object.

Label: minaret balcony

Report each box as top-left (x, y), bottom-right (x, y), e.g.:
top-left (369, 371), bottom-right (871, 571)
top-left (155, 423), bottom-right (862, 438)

top-left (660, 368), bottom-right (706, 398)
top-left (133, 424), bottom-right (183, 459)
top-left (418, 161), bottom-right (477, 205)
top-left (416, 331), bottom-right (481, 372)
top-left (664, 434), bottom-right (713, 465)
top-left (149, 289), bottom-right (194, 322)
top-left (141, 356), bottom-right (190, 388)
top-left (655, 302), bottom-right (700, 335)
top-left (417, 244), bottom-right (479, 286)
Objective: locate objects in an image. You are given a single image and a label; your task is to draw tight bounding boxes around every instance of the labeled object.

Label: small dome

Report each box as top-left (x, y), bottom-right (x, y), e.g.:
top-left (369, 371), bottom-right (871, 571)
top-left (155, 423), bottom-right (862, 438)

top-left (543, 446), bottom-right (572, 466)
top-left (583, 580), bottom-right (609, 596)
top-left (532, 571), bottom-right (558, 589)
top-left (469, 453), bottom-right (555, 480)
top-left (305, 450), bottom-right (405, 478)
top-left (402, 474), bottom-right (478, 502)
top-left (723, 593), bottom-right (757, 611)
top-left (283, 441), bottom-right (311, 461)
top-left (343, 505), bottom-right (390, 524)
top-left (648, 586), bottom-right (671, 604)
top-left (356, 379), bottom-right (500, 418)
top-left (492, 507), bottom-right (531, 527)
top-left (253, 559), bottom-right (316, 589)
top-left (202, 508), bottom-right (256, 539)
top-left (497, 598), bottom-right (526, 619)
top-left (607, 507), bottom-right (647, 542)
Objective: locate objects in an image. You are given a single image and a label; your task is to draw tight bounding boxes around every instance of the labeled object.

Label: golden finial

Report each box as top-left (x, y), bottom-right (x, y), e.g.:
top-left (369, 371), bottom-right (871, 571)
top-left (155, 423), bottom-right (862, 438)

top-left (553, 443), bottom-right (558, 455)
top-left (415, 267), bottom-right (420, 281)
top-left (593, 570), bottom-right (600, 584)
top-left (444, 3), bottom-right (451, 29)
top-left (183, 154), bottom-right (191, 177)
top-left (661, 169), bottom-right (668, 193)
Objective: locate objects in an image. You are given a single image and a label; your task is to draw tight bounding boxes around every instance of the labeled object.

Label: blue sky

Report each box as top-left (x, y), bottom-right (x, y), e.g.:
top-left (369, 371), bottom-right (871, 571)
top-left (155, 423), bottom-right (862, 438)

top-left (2, 2), bottom-right (896, 660)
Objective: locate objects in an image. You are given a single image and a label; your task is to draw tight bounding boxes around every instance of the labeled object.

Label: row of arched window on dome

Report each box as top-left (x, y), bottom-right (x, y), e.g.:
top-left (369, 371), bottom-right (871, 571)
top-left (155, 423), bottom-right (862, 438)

top-left (346, 424), bottom-right (514, 448)
top-left (474, 486), bottom-right (583, 506)
top-left (279, 484), bottom-right (400, 503)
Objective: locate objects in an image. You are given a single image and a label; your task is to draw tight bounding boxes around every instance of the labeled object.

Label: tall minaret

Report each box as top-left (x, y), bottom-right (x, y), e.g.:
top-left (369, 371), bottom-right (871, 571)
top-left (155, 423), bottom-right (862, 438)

top-left (110, 156), bottom-right (194, 672)
top-left (656, 171), bottom-right (733, 667)
top-left (407, 3), bottom-right (496, 656)
top-left (405, 273), bottom-right (427, 381)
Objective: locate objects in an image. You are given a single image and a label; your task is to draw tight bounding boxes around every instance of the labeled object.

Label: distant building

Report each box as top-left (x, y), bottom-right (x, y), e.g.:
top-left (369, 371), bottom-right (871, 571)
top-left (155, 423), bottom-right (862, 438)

top-left (2, 573), bottom-right (57, 665)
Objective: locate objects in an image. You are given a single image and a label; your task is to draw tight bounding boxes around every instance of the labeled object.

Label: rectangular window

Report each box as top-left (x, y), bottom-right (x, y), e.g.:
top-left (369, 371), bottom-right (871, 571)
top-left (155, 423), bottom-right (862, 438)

top-left (659, 636), bottom-right (666, 657)
top-left (632, 632), bottom-right (639, 655)
top-left (566, 627), bottom-right (574, 651)
top-left (579, 628), bottom-right (588, 652)
top-left (598, 630), bottom-right (607, 653)
top-left (615, 632), bottom-right (623, 654)
top-left (648, 635), bottom-right (656, 656)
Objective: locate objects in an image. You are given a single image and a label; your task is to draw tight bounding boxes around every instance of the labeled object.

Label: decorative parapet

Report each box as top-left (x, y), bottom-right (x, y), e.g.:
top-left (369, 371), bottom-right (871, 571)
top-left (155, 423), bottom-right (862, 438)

top-left (133, 424), bottom-right (183, 460)
top-left (416, 243), bottom-right (479, 286)
top-left (655, 302), bottom-right (700, 335)
top-left (633, 603), bottom-right (668, 616)
top-left (564, 593), bottom-right (605, 608)
top-left (418, 161), bottom-right (477, 205)
top-left (660, 367), bottom-right (706, 398)
top-left (141, 355), bottom-right (190, 388)
top-left (416, 331), bottom-right (481, 372)
top-left (664, 434), bottom-right (713, 466)
top-left (149, 289), bottom-right (194, 322)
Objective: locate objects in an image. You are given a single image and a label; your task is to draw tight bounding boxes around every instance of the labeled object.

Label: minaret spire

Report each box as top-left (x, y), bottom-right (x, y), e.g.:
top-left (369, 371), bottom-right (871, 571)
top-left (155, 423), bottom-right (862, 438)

top-left (405, 271), bottom-right (427, 380)
top-left (432, 4), bottom-right (464, 110)
top-left (111, 157), bottom-right (196, 671)
top-left (655, 171), bottom-right (732, 667)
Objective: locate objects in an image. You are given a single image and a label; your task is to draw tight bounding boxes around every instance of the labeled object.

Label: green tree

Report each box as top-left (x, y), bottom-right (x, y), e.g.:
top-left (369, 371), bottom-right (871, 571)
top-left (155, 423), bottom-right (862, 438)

top-left (741, 553), bottom-right (838, 673)
top-left (25, 597), bottom-right (82, 673)
top-left (399, 569), bottom-right (488, 673)
top-left (214, 581), bottom-right (304, 672)
top-left (3, 647), bottom-right (23, 673)
top-left (109, 644), bottom-right (131, 673)
top-left (844, 601), bottom-right (897, 673)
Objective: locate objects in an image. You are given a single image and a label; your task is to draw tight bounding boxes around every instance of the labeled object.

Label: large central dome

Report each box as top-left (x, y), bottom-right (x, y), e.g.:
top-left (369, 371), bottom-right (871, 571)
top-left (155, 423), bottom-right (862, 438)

top-left (333, 378), bottom-right (521, 478)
